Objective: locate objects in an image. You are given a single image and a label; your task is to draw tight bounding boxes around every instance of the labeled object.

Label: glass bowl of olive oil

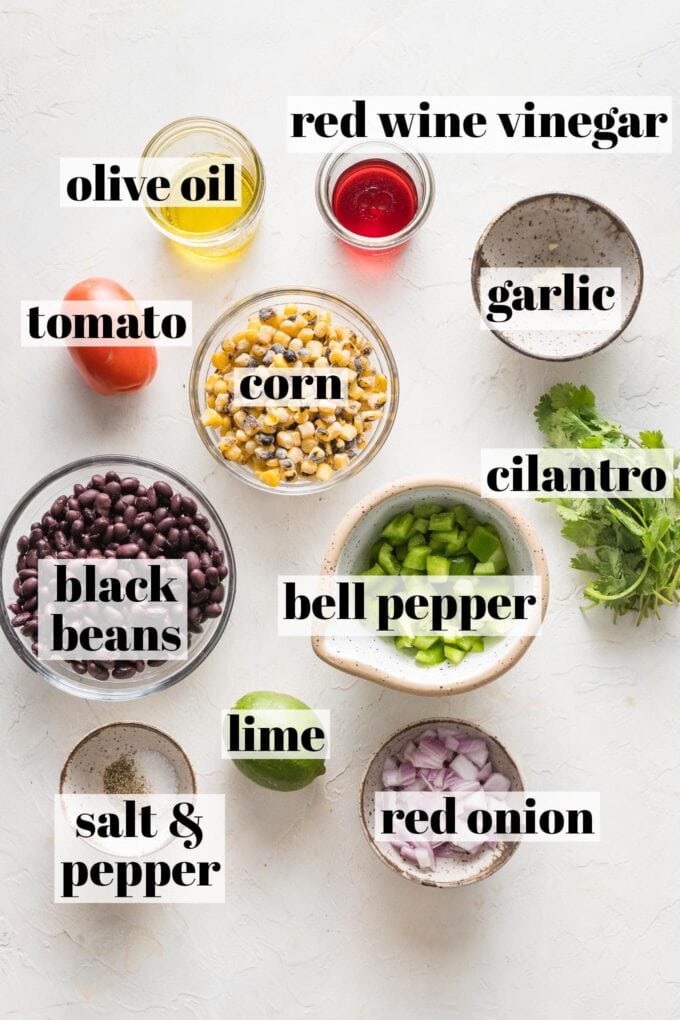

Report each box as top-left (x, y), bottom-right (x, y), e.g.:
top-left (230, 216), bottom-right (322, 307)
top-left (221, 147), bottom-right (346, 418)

top-left (141, 117), bottom-right (265, 258)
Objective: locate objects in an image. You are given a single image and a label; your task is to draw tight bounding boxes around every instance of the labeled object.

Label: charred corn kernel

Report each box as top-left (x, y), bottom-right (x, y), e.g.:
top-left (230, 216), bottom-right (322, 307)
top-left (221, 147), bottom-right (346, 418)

top-left (273, 330), bottom-right (289, 346)
top-left (279, 319), bottom-right (297, 336)
top-left (276, 430), bottom-right (298, 449)
top-left (202, 408), bottom-right (223, 428)
top-left (327, 421), bottom-right (343, 440)
top-left (314, 356), bottom-right (329, 368)
top-left (233, 352), bottom-right (252, 367)
top-left (298, 420), bottom-right (315, 440)
top-left (206, 395), bottom-right (216, 409)
top-left (316, 463), bottom-right (333, 482)
top-left (284, 303), bottom-right (298, 316)
top-left (375, 373), bottom-right (388, 392)
top-left (244, 440), bottom-right (256, 457)
top-left (330, 349), bottom-right (351, 367)
top-left (225, 445), bottom-right (243, 463)
top-left (258, 468), bottom-right (281, 487)
top-left (211, 350), bottom-right (229, 370)
top-left (273, 353), bottom-right (287, 368)
top-left (257, 325), bottom-right (275, 342)
top-left (251, 343), bottom-right (268, 359)
top-left (300, 459), bottom-right (317, 475)
top-left (348, 382), bottom-right (363, 400)
top-left (333, 453), bottom-right (351, 470)
top-left (359, 374), bottom-right (375, 388)
top-left (307, 339), bottom-right (324, 359)
top-left (235, 429), bottom-right (248, 443)
top-left (221, 336), bottom-right (236, 353)
top-left (340, 423), bottom-right (358, 442)
top-left (298, 327), bottom-right (314, 343)
top-left (215, 394), bottom-right (230, 412)
top-left (213, 379), bottom-right (229, 394)
top-left (275, 408), bottom-right (293, 426)
top-left (288, 337), bottom-right (303, 352)
top-left (366, 392), bottom-right (387, 409)
top-left (294, 410), bottom-right (310, 426)
top-left (288, 446), bottom-right (304, 465)
top-left (236, 338), bottom-right (252, 354)
top-left (301, 437), bottom-right (317, 454)
top-left (233, 409), bottom-right (247, 428)
top-left (313, 322), bottom-right (328, 339)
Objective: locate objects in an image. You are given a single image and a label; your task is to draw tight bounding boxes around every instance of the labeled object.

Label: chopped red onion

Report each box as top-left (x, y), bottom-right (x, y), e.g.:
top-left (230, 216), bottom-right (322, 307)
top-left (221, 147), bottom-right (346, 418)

top-left (382, 726), bottom-right (513, 872)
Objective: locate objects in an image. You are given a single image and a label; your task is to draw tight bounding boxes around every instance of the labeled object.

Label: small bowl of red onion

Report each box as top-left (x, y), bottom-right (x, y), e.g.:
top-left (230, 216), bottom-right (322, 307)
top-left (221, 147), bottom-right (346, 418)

top-left (360, 718), bottom-right (523, 887)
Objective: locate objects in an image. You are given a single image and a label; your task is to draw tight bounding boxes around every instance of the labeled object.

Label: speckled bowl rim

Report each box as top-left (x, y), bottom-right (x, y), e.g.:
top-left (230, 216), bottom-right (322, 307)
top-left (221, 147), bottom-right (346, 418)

top-left (470, 191), bottom-right (644, 362)
top-left (359, 717), bottom-right (524, 887)
top-left (311, 475), bottom-right (549, 695)
top-left (59, 721), bottom-right (197, 795)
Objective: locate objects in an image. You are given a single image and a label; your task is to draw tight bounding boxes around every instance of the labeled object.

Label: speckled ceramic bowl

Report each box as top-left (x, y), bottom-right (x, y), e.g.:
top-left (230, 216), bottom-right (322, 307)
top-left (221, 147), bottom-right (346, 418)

top-left (471, 192), bottom-right (643, 360)
top-left (59, 722), bottom-right (196, 857)
top-left (360, 718), bottom-right (523, 887)
top-left (60, 722), bottom-right (196, 796)
top-left (312, 477), bottom-right (549, 695)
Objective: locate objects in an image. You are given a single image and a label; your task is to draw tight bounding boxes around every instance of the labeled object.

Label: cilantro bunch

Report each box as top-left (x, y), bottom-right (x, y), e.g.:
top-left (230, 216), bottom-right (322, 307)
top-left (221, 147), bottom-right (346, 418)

top-left (534, 384), bottom-right (680, 623)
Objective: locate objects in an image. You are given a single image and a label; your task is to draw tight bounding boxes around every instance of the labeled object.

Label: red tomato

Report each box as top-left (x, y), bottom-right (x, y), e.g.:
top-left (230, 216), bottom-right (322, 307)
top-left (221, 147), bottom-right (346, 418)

top-left (64, 277), bottom-right (158, 395)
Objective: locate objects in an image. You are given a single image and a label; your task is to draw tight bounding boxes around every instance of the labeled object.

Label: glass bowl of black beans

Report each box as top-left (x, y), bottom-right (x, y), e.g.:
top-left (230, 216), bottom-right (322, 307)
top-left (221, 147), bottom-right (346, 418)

top-left (0, 456), bottom-right (236, 700)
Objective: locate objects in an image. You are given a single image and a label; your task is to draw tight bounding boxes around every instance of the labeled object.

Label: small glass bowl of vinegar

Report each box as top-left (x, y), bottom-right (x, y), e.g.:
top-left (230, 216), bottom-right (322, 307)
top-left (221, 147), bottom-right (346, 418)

top-left (142, 117), bottom-right (265, 258)
top-left (316, 139), bottom-right (434, 253)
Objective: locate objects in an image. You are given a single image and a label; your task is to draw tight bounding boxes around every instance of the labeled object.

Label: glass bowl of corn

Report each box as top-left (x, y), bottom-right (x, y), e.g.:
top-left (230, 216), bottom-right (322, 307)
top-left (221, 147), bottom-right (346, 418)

top-left (189, 288), bottom-right (399, 495)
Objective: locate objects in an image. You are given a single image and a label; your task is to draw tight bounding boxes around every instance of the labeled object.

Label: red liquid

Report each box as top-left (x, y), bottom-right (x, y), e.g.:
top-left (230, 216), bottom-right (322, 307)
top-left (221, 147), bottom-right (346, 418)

top-left (331, 159), bottom-right (419, 239)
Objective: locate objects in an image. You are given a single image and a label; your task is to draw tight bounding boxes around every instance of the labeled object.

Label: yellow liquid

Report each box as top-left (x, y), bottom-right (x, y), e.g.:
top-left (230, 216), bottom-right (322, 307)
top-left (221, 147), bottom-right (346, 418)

top-left (160, 158), bottom-right (256, 236)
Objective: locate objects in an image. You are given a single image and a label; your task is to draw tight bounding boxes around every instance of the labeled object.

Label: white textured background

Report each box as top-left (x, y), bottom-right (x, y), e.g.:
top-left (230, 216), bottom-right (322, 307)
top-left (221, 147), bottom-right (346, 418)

top-left (1, 1), bottom-right (680, 1017)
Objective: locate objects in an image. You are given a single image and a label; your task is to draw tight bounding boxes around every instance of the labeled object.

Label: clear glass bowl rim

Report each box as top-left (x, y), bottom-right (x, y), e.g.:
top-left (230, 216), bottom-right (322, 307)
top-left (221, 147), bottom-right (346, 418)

top-left (0, 454), bottom-right (237, 700)
top-left (188, 286), bottom-right (400, 496)
top-left (141, 115), bottom-right (266, 248)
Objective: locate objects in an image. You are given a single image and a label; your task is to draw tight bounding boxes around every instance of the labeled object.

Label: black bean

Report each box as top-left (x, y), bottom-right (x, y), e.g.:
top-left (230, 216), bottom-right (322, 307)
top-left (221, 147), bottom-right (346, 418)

top-left (12, 613), bottom-right (31, 627)
top-left (189, 569), bottom-right (206, 590)
top-left (105, 470), bottom-right (120, 483)
top-left (136, 497), bottom-right (150, 512)
top-left (112, 665), bottom-right (136, 679)
top-left (212, 583), bottom-right (225, 603)
top-left (95, 492), bottom-right (112, 514)
top-left (167, 527), bottom-right (180, 547)
top-left (116, 543), bottom-right (140, 558)
top-left (120, 476), bottom-right (139, 493)
top-left (141, 522), bottom-right (156, 541)
top-left (147, 659), bottom-right (166, 667)
top-left (87, 662), bottom-right (109, 681)
top-left (23, 596), bottom-right (38, 612)
top-left (205, 566), bottom-right (219, 587)
top-left (20, 577), bottom-right (38, 598)
top-left (105, 480), bottom-right (122, 498)
top-left (71, 661), bottom-right (88, 675)
top-left (157, 517), bottom-right (174, 535)
top-left (154, 480), bottom-right (173, 501)
top-left (181, 496), bottom-right (197, 517)
top-left (78, 489), bottom-right (98, 507)
top-left (204, 603), bottom-right (223, 618)
top-left (17, 536), bottom-right (29, 553)
top-left (123, 505), bottom-right (137, 526)
top-left (170, 493), bottom-right (182, 515)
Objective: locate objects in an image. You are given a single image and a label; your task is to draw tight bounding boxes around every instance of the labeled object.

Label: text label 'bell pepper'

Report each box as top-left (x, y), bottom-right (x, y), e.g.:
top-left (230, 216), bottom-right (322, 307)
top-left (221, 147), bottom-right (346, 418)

top-left (64, 278), bottom-right (158, 395)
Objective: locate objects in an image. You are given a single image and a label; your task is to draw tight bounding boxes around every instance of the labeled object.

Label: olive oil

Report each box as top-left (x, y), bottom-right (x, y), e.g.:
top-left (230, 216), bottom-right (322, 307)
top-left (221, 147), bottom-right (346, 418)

top-left (160, 157), bottom-right (256, 236)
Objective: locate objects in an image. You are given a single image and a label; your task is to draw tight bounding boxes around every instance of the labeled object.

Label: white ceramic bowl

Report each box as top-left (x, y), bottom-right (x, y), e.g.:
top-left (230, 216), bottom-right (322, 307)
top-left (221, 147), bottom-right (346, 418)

top-left (60, 721), bottom-right (196, 795)
top-left (471, 192), bottom-right (643, 360)
top-left (360, 718), bottom-right (523, 887)
top-left (312, 477), bottom-right (549, 696)
top-left (59, 722), bottom-right (196, 857)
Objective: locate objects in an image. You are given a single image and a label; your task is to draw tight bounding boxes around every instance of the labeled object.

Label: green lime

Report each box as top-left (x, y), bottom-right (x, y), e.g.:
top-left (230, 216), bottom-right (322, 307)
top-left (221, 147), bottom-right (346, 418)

top-left (229, 691), bottom-right (327, 792)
